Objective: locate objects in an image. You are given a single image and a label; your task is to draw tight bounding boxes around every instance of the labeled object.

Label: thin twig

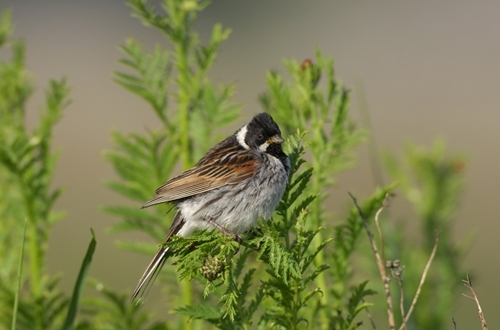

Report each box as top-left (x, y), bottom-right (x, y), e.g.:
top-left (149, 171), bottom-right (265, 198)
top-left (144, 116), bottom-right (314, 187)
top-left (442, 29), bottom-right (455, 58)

top-left (363, 299), bottom-right (377, 329)
top-left (348, 192), bottom-right (396, 330)
top-left (462, 274), bottom-right (488, 330)
top-left (396, 276), bottom-right (405, 323)
top-left (452, 317), bottom-right (457, 330)
top-left (398, 232), bottom-right (440, 330)
top-left (374, 193), bottom-right (390, 261)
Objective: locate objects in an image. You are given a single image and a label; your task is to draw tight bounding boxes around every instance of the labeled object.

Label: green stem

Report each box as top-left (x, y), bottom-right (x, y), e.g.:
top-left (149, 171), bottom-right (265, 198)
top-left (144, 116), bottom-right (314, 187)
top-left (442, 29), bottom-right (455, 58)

top-left (17, 172), bottom-right (44, 329)
top-left (176, 42), bottom-right (193, 169)
top-left (292, 281), bottom-right (300, 330)
top-left (283, 189), bottom-right (291, 249)
top-left (27, 212), bottom-right (41, 296)
top-left (311, 157), bottom-right (328, 329)
top-left (11, 218), bottom-right (27, 330)
top-left (175, 33), bottom-right (194, 330)
top-left (14, 173), bottom-right (40, 289)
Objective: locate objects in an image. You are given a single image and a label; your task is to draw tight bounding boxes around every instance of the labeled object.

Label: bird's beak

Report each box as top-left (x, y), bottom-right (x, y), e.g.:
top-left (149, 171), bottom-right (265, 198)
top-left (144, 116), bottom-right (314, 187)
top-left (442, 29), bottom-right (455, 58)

top-left (269, 134), bottom-right (284, 144)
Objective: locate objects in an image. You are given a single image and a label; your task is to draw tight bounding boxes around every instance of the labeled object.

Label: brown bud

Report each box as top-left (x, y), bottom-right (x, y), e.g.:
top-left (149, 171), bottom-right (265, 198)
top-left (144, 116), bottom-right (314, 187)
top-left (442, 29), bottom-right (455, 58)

top-left (453, 159), bottom-right (466, 173)
top-left (300, 59), bottom-right (313, 70)
top-left (199, 256), bottom-right (225, 281)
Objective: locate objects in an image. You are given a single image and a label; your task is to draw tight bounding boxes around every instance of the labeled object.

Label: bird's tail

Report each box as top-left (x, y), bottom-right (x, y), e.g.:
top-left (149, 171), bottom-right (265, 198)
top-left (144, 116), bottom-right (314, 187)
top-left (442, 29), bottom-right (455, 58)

top-left (131, 211), bottom-right (185, 302)
top-left (131, 246), bottom-right (171, 302)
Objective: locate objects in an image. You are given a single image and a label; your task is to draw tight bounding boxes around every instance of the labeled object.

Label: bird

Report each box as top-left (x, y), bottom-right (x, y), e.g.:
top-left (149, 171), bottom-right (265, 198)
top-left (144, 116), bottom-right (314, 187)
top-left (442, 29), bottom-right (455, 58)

top-left (131, 112), bottom-right (290, 301)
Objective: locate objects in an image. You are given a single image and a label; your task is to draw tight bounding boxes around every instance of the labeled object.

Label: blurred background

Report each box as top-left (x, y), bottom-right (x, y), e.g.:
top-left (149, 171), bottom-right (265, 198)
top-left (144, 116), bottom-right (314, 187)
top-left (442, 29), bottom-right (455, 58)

top-left (2, 0), bottom-right (499, 328)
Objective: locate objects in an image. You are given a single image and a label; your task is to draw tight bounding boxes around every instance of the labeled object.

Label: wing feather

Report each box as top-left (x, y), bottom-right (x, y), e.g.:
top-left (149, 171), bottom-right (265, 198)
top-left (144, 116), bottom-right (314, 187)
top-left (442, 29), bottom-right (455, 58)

top-left (142, 145), bottom-right (257, 208)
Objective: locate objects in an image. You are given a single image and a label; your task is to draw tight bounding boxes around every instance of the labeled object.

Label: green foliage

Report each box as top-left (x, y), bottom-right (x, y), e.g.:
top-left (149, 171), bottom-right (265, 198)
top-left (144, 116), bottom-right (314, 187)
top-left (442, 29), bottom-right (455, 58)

top-left (329, 281), bottom-right (376, 330)
top-left (106, 4), bottom-right (385, 324)
top-left (11, 219), bottom-right (27, 330)
top-left (260, 51), bottom-right (366, 327)
top-left (104, 0), bottom-right (241, 327)
top-left (0, 10), bottom-right (97, 330)
top-left (163, 134), bottom-right (328, 329)
top-left (79, 280), bottom-right (170, 330)
top-left (0, 9), bottom-right (70, 329)
top-left (260, 51), bottom-right (361, 180)
top-left (103, 1), bottom-right (469, 329)
top-left (105, 0), bottom-right (240, 248)
top-left (0, 1), bottom-right (471, 330)
top-left (380, 140), bottom-right (466, 329)
top-left (160, 134), bottom-right (394, 330)
top-left (114, 0), bottom-right (239, 164)
top-left (62, 230), bottom-right (97, 330)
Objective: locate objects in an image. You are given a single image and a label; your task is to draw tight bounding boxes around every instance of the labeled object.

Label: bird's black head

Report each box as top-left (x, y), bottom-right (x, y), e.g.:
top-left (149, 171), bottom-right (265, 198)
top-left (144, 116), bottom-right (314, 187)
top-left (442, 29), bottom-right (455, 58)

top-left (236, 113), bottom-right (285, 153)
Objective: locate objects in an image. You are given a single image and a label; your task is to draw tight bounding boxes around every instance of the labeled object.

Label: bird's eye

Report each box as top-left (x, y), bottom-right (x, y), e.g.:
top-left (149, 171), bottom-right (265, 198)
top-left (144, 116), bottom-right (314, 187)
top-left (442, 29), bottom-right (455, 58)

top-left (258, 133), bottom-right (264, 140)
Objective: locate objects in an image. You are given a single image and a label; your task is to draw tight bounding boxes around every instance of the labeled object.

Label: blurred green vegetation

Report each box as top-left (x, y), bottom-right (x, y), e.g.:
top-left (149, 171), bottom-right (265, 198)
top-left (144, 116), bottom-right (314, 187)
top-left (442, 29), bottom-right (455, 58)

top-left (0, 9), bottom-right (96, 330)
top-left (0, 1), bottom-right (472, 329)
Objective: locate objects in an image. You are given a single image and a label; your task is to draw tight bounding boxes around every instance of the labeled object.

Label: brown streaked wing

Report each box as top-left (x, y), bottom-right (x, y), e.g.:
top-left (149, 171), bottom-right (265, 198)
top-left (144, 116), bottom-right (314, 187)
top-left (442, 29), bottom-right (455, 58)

top-left (142, 148), bottom-right (257, 208)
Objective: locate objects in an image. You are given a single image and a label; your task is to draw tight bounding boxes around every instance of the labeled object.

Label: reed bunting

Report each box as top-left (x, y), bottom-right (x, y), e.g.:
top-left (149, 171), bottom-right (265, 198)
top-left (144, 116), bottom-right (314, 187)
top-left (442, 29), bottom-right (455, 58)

top-left (131, 112), bottom-right (290, 301)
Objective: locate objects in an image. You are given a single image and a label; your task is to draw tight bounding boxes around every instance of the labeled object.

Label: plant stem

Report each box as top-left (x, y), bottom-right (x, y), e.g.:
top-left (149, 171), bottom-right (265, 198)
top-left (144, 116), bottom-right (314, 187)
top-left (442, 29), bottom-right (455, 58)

top-left (19, 175), bottom-right (44, 329)
top-left (310, 152), bottom-right (328, 328)
top-left (177, 42), bottom-right (193, 169)
top-left (11, 218), bottom-right (27, 330)
top-left (292, 280), bottom-right (300, 330)
top-left (176, 34), bottom-right (194, 330)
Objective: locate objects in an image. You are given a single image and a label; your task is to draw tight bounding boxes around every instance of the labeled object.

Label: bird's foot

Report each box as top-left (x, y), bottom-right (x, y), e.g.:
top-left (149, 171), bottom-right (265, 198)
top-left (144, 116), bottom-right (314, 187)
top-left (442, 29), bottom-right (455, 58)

top-left (233, 234), bottom-right (243, 244)
top-left (204, 217), bottom-right (243, 244)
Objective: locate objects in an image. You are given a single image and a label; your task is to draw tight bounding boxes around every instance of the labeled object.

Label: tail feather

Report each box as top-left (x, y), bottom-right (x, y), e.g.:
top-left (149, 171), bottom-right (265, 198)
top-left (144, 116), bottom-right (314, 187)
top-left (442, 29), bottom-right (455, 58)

top-left (131, 247), bottom-right (170, 302)
top-left (131, 211), bottom-right (185, 302)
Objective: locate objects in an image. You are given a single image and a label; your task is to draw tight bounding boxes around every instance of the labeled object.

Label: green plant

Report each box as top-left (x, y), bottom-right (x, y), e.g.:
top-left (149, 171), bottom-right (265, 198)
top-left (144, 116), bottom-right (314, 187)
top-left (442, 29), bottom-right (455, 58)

top-left (0, 10), bottom-right (96, 330)
top-left (104, 1), bottom-right (391, 329)
top-left (0, 1), bottom-right (472, 329)
top-left (380, 140), bottom-right (466, 329)
top-left (104, 0), bottom-right (470, 329)
top-left (103, 0), bottom-right (239, 328)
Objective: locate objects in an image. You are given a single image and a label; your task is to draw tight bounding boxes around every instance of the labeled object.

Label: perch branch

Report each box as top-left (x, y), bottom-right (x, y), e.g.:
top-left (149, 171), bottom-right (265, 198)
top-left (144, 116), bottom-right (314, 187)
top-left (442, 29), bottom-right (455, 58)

top-left (462, 274), bottom-right (488, 330)
top-left (349, 192), bottom-right (395, 330)
top-left (398, 232), bottom-right (440, 330)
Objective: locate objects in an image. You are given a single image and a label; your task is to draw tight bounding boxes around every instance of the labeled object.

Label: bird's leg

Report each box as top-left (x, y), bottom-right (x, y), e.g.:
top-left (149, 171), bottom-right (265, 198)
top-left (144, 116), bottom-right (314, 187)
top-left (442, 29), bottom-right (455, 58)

top-left (204, 217), bottom-right (243, 244)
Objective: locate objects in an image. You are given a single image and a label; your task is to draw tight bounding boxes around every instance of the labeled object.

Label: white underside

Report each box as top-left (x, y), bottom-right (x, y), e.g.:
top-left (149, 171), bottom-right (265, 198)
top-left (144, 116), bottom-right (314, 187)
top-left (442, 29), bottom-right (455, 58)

top-left (176, 154), bottom-right (289, 236)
